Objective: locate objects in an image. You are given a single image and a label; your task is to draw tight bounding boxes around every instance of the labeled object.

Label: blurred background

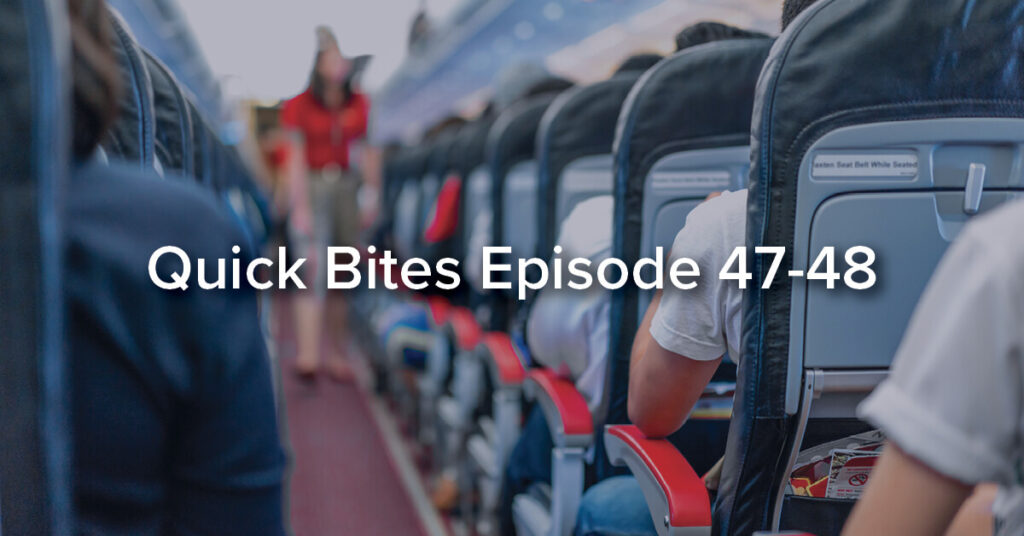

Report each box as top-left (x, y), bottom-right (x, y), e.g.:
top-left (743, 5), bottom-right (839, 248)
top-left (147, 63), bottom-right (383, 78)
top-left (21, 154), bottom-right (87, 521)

top-left (106, 0), bottom-right (782, 144)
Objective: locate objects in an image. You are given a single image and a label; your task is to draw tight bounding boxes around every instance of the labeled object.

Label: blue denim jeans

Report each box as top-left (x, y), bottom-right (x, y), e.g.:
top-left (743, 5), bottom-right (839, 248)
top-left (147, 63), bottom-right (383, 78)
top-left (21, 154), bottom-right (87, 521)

top-left (574, 476), bottom-right (656, 536)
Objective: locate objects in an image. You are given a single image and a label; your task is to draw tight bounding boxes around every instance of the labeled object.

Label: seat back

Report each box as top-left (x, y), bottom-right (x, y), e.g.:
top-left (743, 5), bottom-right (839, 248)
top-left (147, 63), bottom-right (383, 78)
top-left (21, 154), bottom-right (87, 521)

top-left (393, 145), bottom-right (430, 261)
top-left (0, 0), bottom-right (72, 532)
top-left (536, 74), bottom-right (643, 256)
top-left (187, 100), bottom-right (211, 185)
top-left (598, 39), bottom-right (773, 478)
top-left (485, 94), bottom-right (562, 329)
top-left (722, 2), bottom-right (1024, 534)
top-left (142, 50), bottom-right (193, 178)
top-left (451, 116), bottom-right (496, 266)
top-left (102, 8), bottom-right (156, 170)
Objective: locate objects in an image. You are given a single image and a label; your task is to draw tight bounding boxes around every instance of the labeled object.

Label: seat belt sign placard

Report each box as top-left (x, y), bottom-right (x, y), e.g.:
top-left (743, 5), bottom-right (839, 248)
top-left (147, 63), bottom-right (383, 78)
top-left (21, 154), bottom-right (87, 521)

top-left (812, 153), bottom-right (918, 178)
top-left (650, 170), bottom-right (732, 190)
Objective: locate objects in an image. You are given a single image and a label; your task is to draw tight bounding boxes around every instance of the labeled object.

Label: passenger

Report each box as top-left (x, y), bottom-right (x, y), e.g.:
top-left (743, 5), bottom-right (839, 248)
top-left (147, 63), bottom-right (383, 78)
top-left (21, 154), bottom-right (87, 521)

top-left (280, 26), bottom-right (370, 382)
top-left (527, 195), bottom-right (614, 410)
top-left (571, 3), bottom-right (819, 535)
top-left (65, 0), bottom-right (285, 534)
top-left (842, 201), bottom-right (1024, 535)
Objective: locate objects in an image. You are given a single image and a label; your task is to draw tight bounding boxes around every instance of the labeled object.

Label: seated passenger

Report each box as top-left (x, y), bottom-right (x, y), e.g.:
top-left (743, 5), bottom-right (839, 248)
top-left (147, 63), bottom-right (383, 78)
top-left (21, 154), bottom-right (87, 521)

top-left (527, 195), bottom-right (614, 409)
top-left (842, 200), bottom-right (1024, 536)
top-left (572, 4), bottom-right (820, 535)
top-left (66, 1), bottom-right (285, 533)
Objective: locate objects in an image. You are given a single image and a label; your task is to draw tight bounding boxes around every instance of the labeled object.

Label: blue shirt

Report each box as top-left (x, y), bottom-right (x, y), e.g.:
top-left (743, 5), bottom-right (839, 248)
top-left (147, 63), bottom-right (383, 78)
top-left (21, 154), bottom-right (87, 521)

top-left (66, 163), bottom-right (286, 535)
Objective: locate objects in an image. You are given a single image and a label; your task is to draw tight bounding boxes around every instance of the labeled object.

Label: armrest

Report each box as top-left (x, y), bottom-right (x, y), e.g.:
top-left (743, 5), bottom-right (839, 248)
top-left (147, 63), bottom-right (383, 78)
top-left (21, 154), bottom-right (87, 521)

top-left (605, 425), bottom-right (712, 534)
top-left (476, 332), bottom-right (526, 387)
top-left (446, 306), bottom-right (482, 351)
top-left (426, 296), bottom-right (452, 327)
top-left (524, 369), bottom-right (593, 448)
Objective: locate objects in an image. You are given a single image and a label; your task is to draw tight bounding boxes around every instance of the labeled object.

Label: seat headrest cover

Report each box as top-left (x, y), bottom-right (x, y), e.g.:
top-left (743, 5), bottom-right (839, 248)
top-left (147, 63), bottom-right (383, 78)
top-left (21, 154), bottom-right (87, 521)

top-left (102, 8), bottom-right (155, 169)
top-left (536, 72), bottom-right (643, 254)
top-left (143, 51), bottom-right (193, 177)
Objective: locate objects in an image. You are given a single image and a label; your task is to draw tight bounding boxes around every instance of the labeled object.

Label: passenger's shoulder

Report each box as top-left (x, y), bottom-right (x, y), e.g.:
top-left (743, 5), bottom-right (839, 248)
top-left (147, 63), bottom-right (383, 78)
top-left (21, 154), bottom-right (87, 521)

top-left (67, 163), bottom-right (248, 260)
top-left (962, 199), bottom-right (1024, 269)
top-left (676, 189), bottom-right (748, 245)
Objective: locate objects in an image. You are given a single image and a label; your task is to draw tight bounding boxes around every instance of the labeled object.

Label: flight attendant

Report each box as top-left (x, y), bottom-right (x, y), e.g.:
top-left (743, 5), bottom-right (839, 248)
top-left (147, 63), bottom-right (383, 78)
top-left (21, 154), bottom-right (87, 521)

top-left (281, 27), bottom-right (369, 381)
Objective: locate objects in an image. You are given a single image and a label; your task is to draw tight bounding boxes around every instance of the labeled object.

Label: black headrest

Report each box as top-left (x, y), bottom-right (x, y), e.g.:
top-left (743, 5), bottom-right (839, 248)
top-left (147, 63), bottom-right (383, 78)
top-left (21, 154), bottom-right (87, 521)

top-left (102, 8), bottom-right (155, 169)
top-left (722, 2), bottom-right (1024, 534)
top-left (614, 53), bottom-right (663, 75)
top-left (0, 0), bottom-right (72, 531)
top-left (486, 93), bottom-right (561, 246)
top-left (536, 72), bottom-right (643, 254)
top-left (143, 50), bottom-right (193, 177)
top-left (186, 99), bottom-right (210, 186)
top-left (451, 115), bottom-right (497, 178)
top-left (601, 36), bottom-right (774, 443)
top-left (425, 128), bottom-right (463, 179)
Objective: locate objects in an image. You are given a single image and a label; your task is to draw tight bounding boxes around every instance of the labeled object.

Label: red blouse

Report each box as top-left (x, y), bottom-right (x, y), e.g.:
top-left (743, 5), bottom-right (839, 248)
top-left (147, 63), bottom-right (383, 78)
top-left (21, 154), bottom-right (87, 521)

top-left (280, 89), bottom-right (369, 171)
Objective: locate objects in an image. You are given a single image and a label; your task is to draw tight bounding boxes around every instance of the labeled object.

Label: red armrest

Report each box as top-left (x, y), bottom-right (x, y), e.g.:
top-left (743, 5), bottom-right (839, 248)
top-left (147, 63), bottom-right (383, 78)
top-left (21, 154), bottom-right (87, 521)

top-left (525, 369), bottom-right (593, 448)
top-left (477, 332), bottom-right (526, 386)
top-left (605, 425), bottom-right (712, 530)
top-left (427, 296), bottom-right (452, 327)
top-left (423, 174), bottom-right (461, 243)
top-left (447, 307), bottom-right (482, 351)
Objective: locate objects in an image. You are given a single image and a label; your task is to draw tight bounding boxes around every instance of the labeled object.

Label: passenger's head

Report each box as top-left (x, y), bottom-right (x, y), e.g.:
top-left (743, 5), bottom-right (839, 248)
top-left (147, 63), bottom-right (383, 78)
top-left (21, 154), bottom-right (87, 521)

top-left (614, 53), bottom-right (663, 75)
top-left (309, 26), bottom-right (352, 108)
top-left (782, 0), bottom-right (819, 30)
top-left (67, 0), bottom-right (121, 161)
top-left (674, 22), bottom-right (769, 51)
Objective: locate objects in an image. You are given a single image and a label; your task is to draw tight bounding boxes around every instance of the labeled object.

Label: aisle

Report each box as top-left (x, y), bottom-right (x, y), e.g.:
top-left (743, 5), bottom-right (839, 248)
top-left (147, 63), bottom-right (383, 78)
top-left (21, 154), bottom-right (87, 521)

top-left (274, 296), bottom-right (430, 536)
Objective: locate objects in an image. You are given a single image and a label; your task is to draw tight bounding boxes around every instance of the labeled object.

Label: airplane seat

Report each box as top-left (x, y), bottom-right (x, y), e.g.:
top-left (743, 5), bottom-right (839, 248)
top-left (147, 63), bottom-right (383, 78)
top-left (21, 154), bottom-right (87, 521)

top-left (142, 50), bottom-right (193, 178)
top-left (419, 118), bottom-right (496, 456)
top-left (509, 69), bottom-right (647, 536)
top-left (102, 7), bottom-right (156, 171)
top-left (187, 100), bottom-right (212, 186)
top-left (512, 40), bottom-right (770, 536)
top-left (428, 95), bottom-right (559, 531)
top-left (535, 71), bottom-right (647, 257)
top-left (392, 146), bottom-right (430, 262)
top-left (487, 93), bottom-right (563, 331)
top-left (0, 0), bottom-right (73, 531)
top-left (607, 1), bottom-right (1024, 535)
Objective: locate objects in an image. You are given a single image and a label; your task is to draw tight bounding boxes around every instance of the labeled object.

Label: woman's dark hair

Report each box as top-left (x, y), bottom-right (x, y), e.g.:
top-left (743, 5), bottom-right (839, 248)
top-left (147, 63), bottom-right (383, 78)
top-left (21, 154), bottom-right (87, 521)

top-left (68, 0), bottom-right (121, 160)
top-left (308, 49), bottom-right (353, 109)
top-left (782, 0), bottom-right (819, 30)
top-left (675, 22), bottom-right (770, 52)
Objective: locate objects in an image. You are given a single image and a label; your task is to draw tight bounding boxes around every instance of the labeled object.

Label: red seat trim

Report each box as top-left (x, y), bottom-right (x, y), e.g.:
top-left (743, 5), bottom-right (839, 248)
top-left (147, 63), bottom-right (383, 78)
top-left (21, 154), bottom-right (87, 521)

top-left (528, 369), bottom-right (593, 437)
top-left (447, 307), bottom-right (482, 350)
top-left (479, 332), bottom-right (526, 385)
top-left (423, 174), bottom-right (461, 243)
top-left (607, 425), bottom-right (712, 527)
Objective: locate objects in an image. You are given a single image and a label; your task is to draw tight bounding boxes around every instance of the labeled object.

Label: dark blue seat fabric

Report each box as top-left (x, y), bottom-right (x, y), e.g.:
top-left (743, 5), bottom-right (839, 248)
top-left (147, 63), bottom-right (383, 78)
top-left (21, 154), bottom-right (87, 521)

top-left (535, 72), bottom-right (644, 256)
top-left (485, 94), bottom-right (561, 331)
top-left (0, 0), bottom-right (72, 532)
top-left (102, 8), bottom-right (155, 169)
top-left (599, 38), bottom-right (774, 482)
top-left (143, 50), bottom-right (193, 177)
top-left (725, 1), bottom-right (1024, 534)
top-left (66, 162), bottom-right (286, 536)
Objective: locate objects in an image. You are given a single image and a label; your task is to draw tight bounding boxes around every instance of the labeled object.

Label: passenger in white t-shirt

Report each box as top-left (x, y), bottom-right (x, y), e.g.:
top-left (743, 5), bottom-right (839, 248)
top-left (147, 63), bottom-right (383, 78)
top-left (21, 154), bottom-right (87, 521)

top-left (527, 195), bottom-right (613, 409)
top-left (627, 188), bottom-right (747, 437)
top-left (844, 199), bottom-right (1024, 536)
